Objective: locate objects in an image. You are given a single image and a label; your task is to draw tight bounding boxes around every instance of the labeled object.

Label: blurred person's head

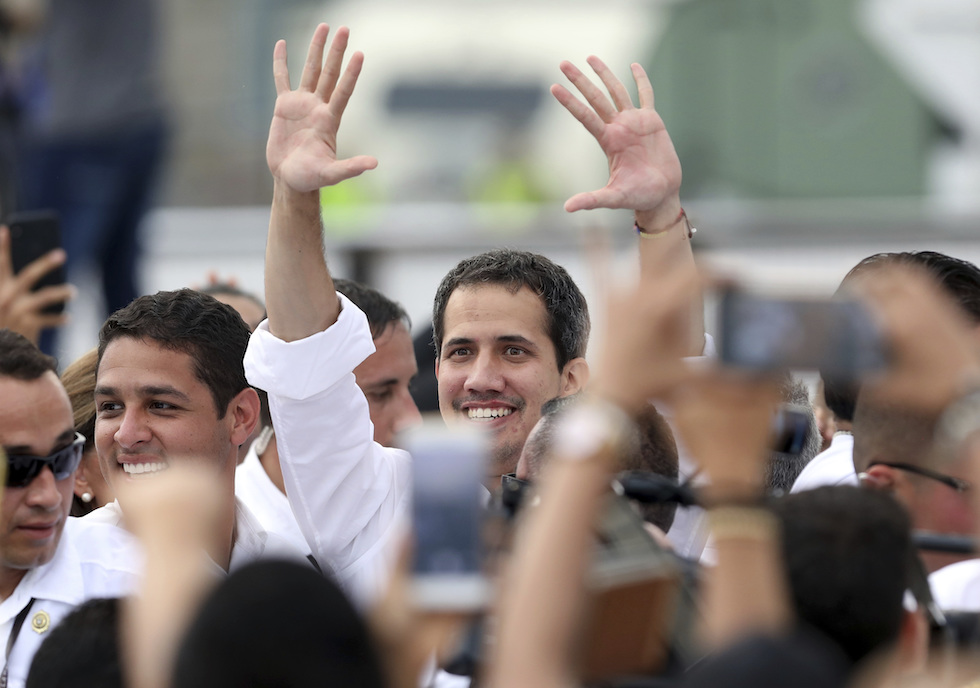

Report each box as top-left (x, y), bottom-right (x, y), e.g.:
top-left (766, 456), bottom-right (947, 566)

top-left (95, 290), bottom-right (259, 562)
top-left (173, 560), bottom-right (385, 688)
top-left (852, 394), bottom-right (970, 573)
top-left (26, 598), bottom-right (122, 688)
top-left (0, 329), bottom-right (80, 598)
top-left (432, 250), bottom-right (590, 484)
top-left (334, 278), bottom-right (421, 447)
top-left (516, 397), bottom-right (681, 533)
top-left (764, 376), bottom-right (822, 495)
top-left (825, 251), bottom-right (980, 425)
top-left (61, 348), bottom-right (113, 515)
top-left (199, 282), bottom-right (266, 333)
top-left (772, 486), bottom-right (918, 668)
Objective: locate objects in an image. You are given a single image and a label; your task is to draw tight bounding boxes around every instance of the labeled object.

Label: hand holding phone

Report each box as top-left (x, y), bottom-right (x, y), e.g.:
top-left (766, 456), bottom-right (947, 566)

top-left (0, 212), bottom-right (73, 343)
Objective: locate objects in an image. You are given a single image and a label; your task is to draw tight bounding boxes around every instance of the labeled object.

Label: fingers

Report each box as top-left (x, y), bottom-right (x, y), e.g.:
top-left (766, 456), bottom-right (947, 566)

top-left (325, 49), bottom-right (363, 124)
top-left (586, 55), bottom-right (633, 112)
top-left (550, 83), bottom-right (604, 140)
top-left (26, 282), bottom-right (75, 312)
top-left (558, 60), bottom-right (617, 122)
top-left (272, 40), bottom-right (291, 95)
top-left (14, 247), bottom-right (66, 291)
top-left (632, 63), bottom-right (654, 109)
top-left (298, 23), bottom-right (330, 92)
top-left (564, 190), bottom-right (600, 213)
top-left (315, 26), bottom-right (350, 101)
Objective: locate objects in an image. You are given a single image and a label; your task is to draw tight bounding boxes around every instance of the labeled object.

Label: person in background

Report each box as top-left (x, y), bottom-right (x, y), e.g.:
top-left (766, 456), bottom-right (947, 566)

top-left (60, 348), bottom-right (112, 516)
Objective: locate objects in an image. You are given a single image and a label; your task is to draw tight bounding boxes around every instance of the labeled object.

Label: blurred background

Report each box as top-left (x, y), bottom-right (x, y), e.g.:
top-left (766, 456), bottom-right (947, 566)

top-left (2, 0), bottom-right (979, 365)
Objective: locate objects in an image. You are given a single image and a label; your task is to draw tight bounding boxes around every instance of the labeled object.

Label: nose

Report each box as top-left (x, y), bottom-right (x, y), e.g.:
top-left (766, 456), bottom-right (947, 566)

top-left (24, 465), bottom-right (67, 511)
top-left (392, 389), bottom-right (423, 435)
top-left (113, 408), bottom-right (151, 449)
top-left (464, 352), bottom-right (505, 393)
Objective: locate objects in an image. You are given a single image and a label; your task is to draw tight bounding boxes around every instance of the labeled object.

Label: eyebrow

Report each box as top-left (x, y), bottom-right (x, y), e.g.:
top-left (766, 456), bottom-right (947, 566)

top-left (443, 335), bottom-right (537, 349)
top-left (94, 384), bottom-right (192, 403)
top-left (5, 428), bottom-right (76, 455)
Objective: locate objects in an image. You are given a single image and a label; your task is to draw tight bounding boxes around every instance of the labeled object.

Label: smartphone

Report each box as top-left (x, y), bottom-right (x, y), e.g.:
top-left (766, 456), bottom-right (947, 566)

top-left (403, 422), bottom-right (490, 611)
top-left (6, 210), bottom-right (67, 315)
top-left (717, 288), bottom-right (887, 381)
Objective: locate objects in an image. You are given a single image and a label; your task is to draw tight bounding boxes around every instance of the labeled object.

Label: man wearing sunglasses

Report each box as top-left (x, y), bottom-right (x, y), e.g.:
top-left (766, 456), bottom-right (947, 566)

top-left (0, 329), bottom-right (141, 688)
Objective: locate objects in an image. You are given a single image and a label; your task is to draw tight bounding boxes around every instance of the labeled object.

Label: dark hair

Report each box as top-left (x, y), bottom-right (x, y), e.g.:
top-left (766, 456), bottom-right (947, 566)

top-left (26, 598), bottom-right (122, 688)
top-left (851, 394), bottom-right (939, 474)
top-left (765, 376), bottom-right (822, 494)
top-left (622, 405), bottom-right (679, 532)
top-left (431, 249), bottom-right (590, 370)
top-left (173, 560), bottom-right (385, 688)
top-left (520, 395), bottom-right (582, 480)
top-left (98, 289), bottom-right (251, 418)
top-left (0, 329), bottom-right (57, 380)
top-left (334, 278), bottom-right (410, 340)
top-left (772, 486), bottom-right (912, 665)
top-left (826, 251), bottom-right (980, 422)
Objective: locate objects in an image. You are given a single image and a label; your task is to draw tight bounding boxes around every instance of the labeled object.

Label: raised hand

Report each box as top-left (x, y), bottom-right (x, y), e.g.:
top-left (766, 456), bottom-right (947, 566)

top-left (552, 57), bottom-right (681, 225)
top-left (0, 225), bottom-right (73, 344)
top-left (266, 24), bottom-right (377, 192)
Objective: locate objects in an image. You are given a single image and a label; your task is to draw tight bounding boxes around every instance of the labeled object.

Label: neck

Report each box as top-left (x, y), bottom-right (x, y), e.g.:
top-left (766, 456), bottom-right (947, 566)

top-left (835, 419), bottom-right (853, 433)
top-left (258, 435), bottom-right (286, 495)
top-left (0, 568), bottom-right (28, 601)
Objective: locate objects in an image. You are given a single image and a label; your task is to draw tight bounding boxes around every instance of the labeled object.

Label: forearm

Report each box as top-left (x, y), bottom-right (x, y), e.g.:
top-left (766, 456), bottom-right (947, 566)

top-left (635, 205), bottom-right (705, 358)
top-left (264, 181), bottom-right (340, 341)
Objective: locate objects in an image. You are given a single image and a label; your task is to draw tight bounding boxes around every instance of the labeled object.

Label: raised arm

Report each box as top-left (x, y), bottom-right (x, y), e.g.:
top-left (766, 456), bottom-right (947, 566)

top-left (552, 58), bottom-right (704, 356)
top-left (264, 23), bottom-right (377, 341)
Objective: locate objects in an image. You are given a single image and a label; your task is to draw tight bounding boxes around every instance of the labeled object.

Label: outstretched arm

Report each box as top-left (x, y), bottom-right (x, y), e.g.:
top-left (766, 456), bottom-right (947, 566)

top-left (553, 57), bottom-right (705, 356)
top-left (264, 23), bottom-right (377, 342)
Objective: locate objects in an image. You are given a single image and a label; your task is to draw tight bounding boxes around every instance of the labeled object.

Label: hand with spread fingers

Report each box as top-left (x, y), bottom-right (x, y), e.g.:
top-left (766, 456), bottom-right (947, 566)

top-left (552, 57), bottom-right (682, 227)
top-left (266, 23), bottom-right (378, 192)
top-left (0, 225), bottom-right (73, 344)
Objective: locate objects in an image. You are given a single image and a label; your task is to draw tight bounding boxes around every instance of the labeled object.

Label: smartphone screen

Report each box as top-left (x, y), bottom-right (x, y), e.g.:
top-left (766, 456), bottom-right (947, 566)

top-left (717, 289), bottom-right (887, 380)
top-left (6, 210), bottom-right (67, 315)
top-left (402, 422), bottom-right (490, 610)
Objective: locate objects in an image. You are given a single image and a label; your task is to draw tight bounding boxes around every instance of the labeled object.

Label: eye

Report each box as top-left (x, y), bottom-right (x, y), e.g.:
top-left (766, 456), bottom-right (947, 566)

top-left (149, 401), bottom-right (177, 411)
top-left (367, 389), bottom-right (395, 404)
top-left (97, 401), bottom-right (122, 416)
top-left (446, 347), bottom-right (471, 359)
top-left (504, 346), bottom-right (526, 357)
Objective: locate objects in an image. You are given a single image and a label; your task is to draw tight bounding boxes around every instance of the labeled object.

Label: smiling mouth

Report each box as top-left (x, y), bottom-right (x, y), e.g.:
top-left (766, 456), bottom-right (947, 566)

top-left (121, 462), bottom-right (168, 477)
top-left (467, 408), bottom-right (514, 420)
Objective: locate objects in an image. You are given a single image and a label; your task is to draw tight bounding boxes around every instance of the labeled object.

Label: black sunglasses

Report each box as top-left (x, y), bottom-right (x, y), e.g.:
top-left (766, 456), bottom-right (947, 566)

top-left (868, 461), bottom-right (971, 493)
top-left (5, 433), bottom-right (85, 488)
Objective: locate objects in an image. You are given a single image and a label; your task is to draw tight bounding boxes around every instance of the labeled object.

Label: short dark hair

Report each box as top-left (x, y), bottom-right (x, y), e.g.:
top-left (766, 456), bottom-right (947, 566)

top-left (173, 560), bottom-right (385, 688)
top-left (827, 251), bottom-right (980, 422)
top-left (851, 393), bottom-right (939, 474)
top-left (765, 376), bottom-right (822, 494)
top-left (26, 598), bottom-right (122, 688)
top-left (622, 405), bottom-right (679, 532)
top-left (333, 278), bottom-right (410, 340)
top-left (772, 486), bottom-right (912, 665)
top-left (198, 282), bottom-right (266, 314)
top-left (431, 249), bottom-right (590, 370)
top-left (0, 329), bottom-right (57, 380)
top-left (98, 289), bottom-right (251, 418)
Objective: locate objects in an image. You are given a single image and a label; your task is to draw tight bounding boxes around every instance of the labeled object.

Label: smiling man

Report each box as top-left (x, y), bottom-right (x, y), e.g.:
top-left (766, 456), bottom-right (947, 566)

top-left (431, 251), bottom-right (589, 483)
top-left (0, 330), bottom-right (141, 688)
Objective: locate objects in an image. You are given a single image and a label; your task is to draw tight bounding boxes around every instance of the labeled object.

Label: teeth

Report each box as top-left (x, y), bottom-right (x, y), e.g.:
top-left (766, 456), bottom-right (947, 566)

top-left (467, 408), bottom-right (513, 420)
top-left (121, 462), bottom-right (168, 477)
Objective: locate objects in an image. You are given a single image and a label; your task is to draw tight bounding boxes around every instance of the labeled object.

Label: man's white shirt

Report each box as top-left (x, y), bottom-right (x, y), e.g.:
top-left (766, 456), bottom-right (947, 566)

top-left (790, 432), bottom-right (858, 493)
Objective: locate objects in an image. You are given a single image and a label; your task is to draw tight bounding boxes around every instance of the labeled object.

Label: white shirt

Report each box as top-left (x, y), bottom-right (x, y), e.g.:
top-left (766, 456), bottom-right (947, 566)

top-left (244, 294), bottom-right (412, 608)
top-left (0, 517), bottom-right (142, 688)
top-left (235, 444), bottom-right (312, 557)
top-left (85, 498), bottom-right (307, 574)
top-left (928, 558), bottom-right (980, 612)
top-left (790, 433), bottom-right (858, 493)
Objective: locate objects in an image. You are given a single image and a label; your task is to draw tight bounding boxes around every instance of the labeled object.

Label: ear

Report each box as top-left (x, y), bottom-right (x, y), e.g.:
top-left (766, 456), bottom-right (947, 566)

top-left (860, 463), bottom-right (898, 491)
top-left (559, 357), bottom-right (590, 397)
top-left (434, 355), bottom-right (440, 380)
top-left (228, 387), bottom-right (261, 447)
top-left (73, 460), bottom-right (95, 500)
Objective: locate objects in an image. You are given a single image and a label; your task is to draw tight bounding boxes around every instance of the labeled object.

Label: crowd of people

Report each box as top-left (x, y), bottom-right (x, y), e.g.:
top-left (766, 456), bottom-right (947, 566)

top-left (0, 21), bottom-right (979, 688)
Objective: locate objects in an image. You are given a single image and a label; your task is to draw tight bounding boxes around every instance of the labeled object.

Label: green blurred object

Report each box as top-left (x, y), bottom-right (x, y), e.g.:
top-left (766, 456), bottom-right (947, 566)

top-left (648, 0), bottom-right (938, 198)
